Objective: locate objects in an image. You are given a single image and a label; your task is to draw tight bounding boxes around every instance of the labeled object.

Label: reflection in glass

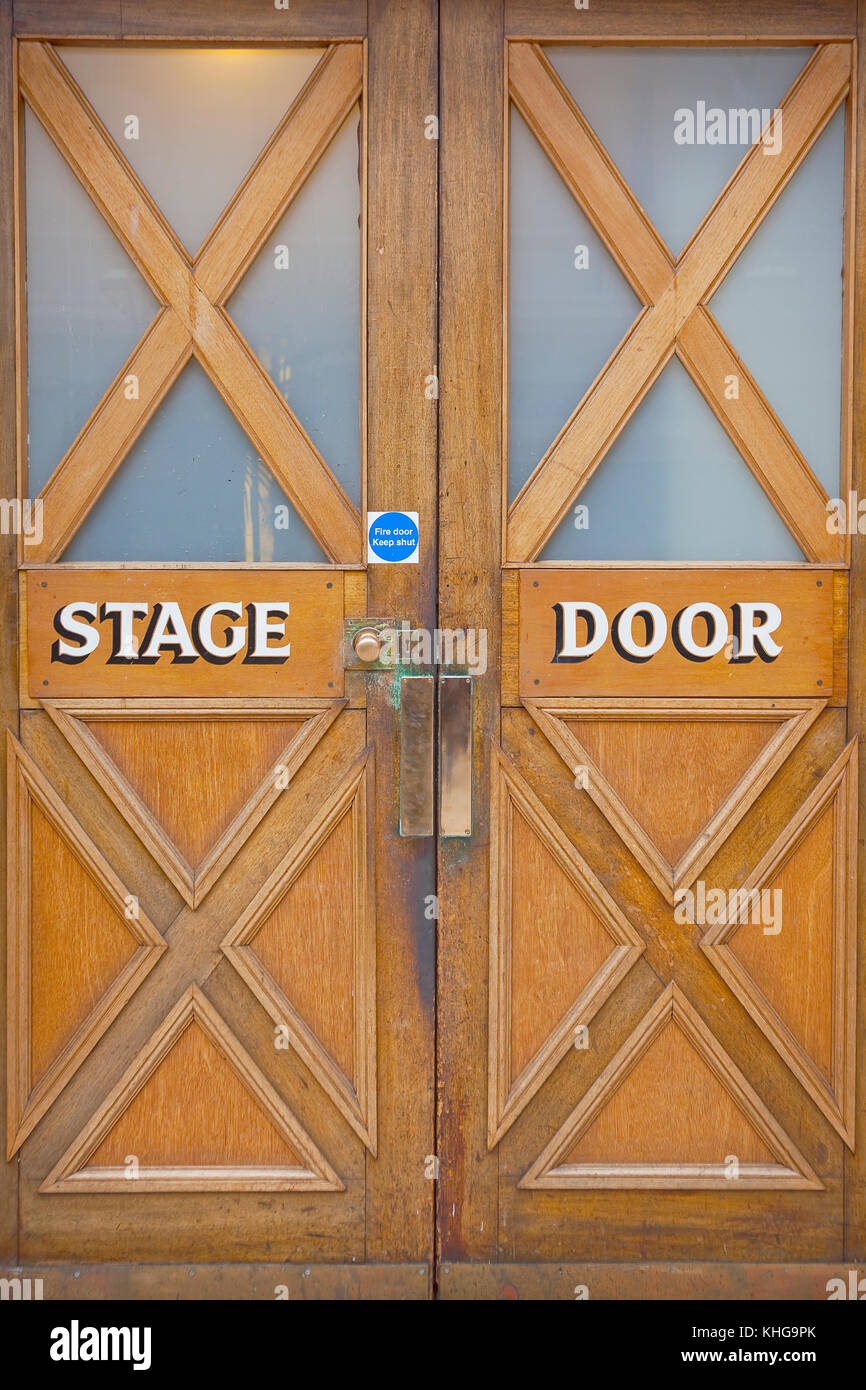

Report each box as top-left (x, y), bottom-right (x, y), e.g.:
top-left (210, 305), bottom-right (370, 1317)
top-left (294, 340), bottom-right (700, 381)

top-left (60, 46), bottom-right (324, 254)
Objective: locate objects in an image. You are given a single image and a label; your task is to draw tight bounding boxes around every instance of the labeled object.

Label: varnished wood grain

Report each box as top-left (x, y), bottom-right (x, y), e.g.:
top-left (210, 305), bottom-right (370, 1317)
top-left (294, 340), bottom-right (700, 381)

top-left (362, 0), bottom-right (437, 1264)
top-left (844, 0), bottom-right (866, 1263)
top-left (20, 712), bottom-right (367, 1261)
top-left (702, 741), bottom-right (858, 1146)
top-left (437, 0), bottom-right (503, 1262)
top-left (42, 985), bottom-right (343, 1192)
top-left (222, 750), bottom-right (377, 1152)
top-left (525, 698), bottom-right (825, 904)
top-left (522, 986), bottom-right (821, 1190)
top-left (497, 703), bottom-right (845, 1259)
top-left (0, 0), bottom-right (19, 1260)
top-left (488, 746), bottom-right (643, 1146)
top-left (6, 734), bottom-right (165, 1157)
top-left (506, 0), bottom-right (857, 40)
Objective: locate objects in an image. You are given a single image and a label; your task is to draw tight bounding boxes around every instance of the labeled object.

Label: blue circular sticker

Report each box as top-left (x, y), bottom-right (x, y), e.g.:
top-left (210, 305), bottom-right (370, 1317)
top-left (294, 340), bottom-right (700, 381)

top-left (368, 512), bottom-right (419, 562)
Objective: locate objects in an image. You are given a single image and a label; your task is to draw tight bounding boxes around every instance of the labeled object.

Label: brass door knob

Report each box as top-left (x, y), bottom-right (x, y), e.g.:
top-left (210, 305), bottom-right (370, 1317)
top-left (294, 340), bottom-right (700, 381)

top-left (352, 627), bottom-right (384, 663)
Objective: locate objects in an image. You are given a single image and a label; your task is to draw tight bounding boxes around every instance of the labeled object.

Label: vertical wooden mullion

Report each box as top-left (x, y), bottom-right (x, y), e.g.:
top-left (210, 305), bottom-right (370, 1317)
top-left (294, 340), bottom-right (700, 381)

top-left (844, 0), bottom-right (866, 1262)
top-left (0, 0), bottom-right (19, 1261)
top-left (363, 0), bottom-right (437, 1270)
top-left (437, 0), bottom-right (503, 1266)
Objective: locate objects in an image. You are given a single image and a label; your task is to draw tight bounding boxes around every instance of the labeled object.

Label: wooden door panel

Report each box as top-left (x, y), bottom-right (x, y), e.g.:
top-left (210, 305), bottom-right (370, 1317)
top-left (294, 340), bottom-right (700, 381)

top-left (15, 704), bottom-right (369, 1262)
top-left (493, 703), bottom-right (848, 1260)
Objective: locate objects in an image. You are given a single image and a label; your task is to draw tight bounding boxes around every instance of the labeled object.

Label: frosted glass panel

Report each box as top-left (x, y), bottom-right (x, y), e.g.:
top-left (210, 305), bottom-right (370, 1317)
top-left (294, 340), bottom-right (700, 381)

top-left (64, 361), bottom-right (325, 562)
top-left (508, 108), bottom-right (641, 502)
top-left (540, 358), bottom-right (803, 562)
top-left (711, 108), bottom-right (844, 497)
top-left (61, 47), bottom-right (324, 254)
top-left (229, 108), bottom-right (362, 506)
top-left (546, 46), bottom-right (811, 254)
top-left (25, 109), bottom-right (159, 494)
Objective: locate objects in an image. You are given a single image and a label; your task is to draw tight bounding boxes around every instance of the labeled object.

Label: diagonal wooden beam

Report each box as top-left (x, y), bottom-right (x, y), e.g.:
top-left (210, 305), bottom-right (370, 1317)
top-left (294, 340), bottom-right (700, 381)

top-left (509, 42), bottom-right (672, 305)
top-left (677, 308), bottom-right (844, 562)
top-left (32, 311), bottom-right (193, 562)
top-left (20, 41), bottom-right (363, 562)
top-left (506, 42), bottom-right (851, 561)
top-left (196, 42), bottom-right (363, 304)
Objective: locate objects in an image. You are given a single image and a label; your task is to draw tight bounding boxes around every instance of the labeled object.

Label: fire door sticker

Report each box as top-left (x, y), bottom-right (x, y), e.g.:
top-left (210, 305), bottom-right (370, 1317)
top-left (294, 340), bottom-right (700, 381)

top-left (367, 511), bottom-right (420, 564)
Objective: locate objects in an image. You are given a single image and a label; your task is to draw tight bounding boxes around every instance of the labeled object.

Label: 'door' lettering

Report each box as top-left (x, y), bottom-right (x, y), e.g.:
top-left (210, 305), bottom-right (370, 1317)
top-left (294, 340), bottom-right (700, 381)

top-left (552, 601), bottom-right (783, 664)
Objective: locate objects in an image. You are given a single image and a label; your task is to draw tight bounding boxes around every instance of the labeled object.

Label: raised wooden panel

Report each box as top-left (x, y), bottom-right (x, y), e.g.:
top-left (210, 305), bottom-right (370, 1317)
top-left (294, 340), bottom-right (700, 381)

top-left (524, 698), bottom-right (824, 903)
top-left (29, 805), bottom-right (137, 1080)
top-left (6, 734), bottom-right (166, 1156)
top-left (702, 741), bottom-right (857, 1147)
top-left (488, 747), bottom-right (644, 1147)
top-left (42, 985), bottom-right (343, 1193)
top-left (222, 750), bottom-right (376, 1152)
top-left (521, 984), bottom-right (821, 1191)
top-left (44, 698), bottom-right (345, 907)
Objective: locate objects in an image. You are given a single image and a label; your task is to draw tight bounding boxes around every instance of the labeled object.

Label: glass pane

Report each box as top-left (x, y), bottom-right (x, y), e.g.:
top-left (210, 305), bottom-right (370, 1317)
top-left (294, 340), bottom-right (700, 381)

top-left (60, 47), bottom-right (324, 255)
top-left (540, 357), bottom-right (804, 562)
top-left (508, 107), bottom-right (641, 502)
top-left (64, 360), bottom-right (326, 562)
top-left (25, 109), bottom-right (160, 494)
top-left (710, 108), bottom-right (845, 498)
top-left (546, 46), bottom-right (811, 255)
top-left (228, 107), bottom-right (362, 506)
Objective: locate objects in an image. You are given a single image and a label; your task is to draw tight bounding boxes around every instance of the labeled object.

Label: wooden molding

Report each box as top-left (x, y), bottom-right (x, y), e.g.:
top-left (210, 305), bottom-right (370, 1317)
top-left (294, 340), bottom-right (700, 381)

top-left (222, 747), bottom-right (377, 1152)
top-left (42, 697), bottom-right (346, 908)
top-left (506, 41), bottom-right (852, 562)
top-left (6, 732), bottom-right (166, 1157)
top-left (523, 698), bottom-right (826, 904)
top-left (488, 746), bottom-right (644, 1149)
top-left (41, 984), bottom-right (344, 1193)
top-left (701, 739), bottom-right (858, 1148)
top-left (520, 983), bottom-right (823, 1191)
top-left (18, 39), bottom-right (363, 562)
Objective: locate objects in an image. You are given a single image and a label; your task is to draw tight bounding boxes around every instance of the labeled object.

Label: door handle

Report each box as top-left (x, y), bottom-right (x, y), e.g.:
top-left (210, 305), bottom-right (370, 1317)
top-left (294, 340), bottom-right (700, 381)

top-left (399, 675), bottom-right (435, 836)
top-left (398, 673), bottom-right (473, 838)
top-left (439, 675), bottom-right (472, 838)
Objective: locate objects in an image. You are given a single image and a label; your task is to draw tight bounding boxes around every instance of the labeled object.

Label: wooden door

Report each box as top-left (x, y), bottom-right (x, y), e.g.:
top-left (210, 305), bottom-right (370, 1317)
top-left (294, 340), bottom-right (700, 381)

top-left (1, 0), bottom-right (436, 1298)
top-left (437, 0), bottom-right (866, 1299)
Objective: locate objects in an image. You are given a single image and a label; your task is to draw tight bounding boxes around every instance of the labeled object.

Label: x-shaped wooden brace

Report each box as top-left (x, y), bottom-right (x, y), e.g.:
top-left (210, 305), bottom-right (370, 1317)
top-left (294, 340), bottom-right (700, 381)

top-left (507, 43), bottom-right (851, 563)
top-left (20, 41), bottom-right (364, 563)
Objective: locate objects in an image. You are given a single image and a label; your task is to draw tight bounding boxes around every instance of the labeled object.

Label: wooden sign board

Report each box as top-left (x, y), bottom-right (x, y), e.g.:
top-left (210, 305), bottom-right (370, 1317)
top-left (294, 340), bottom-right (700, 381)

top-left (24, 569), bottom-right (345, 699)
top-left (518, 569), bottom-right (839, 699)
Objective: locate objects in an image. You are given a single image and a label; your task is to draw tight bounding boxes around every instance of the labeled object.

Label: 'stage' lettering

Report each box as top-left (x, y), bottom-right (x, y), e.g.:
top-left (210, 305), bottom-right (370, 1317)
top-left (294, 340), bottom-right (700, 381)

top-left (51, 600), bottom-right (292, 666)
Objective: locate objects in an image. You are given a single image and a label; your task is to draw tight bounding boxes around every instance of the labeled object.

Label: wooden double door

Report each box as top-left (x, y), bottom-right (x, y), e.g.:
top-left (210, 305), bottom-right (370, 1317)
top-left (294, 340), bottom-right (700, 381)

top-left (2, 0), bottom-right (865, 1301)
